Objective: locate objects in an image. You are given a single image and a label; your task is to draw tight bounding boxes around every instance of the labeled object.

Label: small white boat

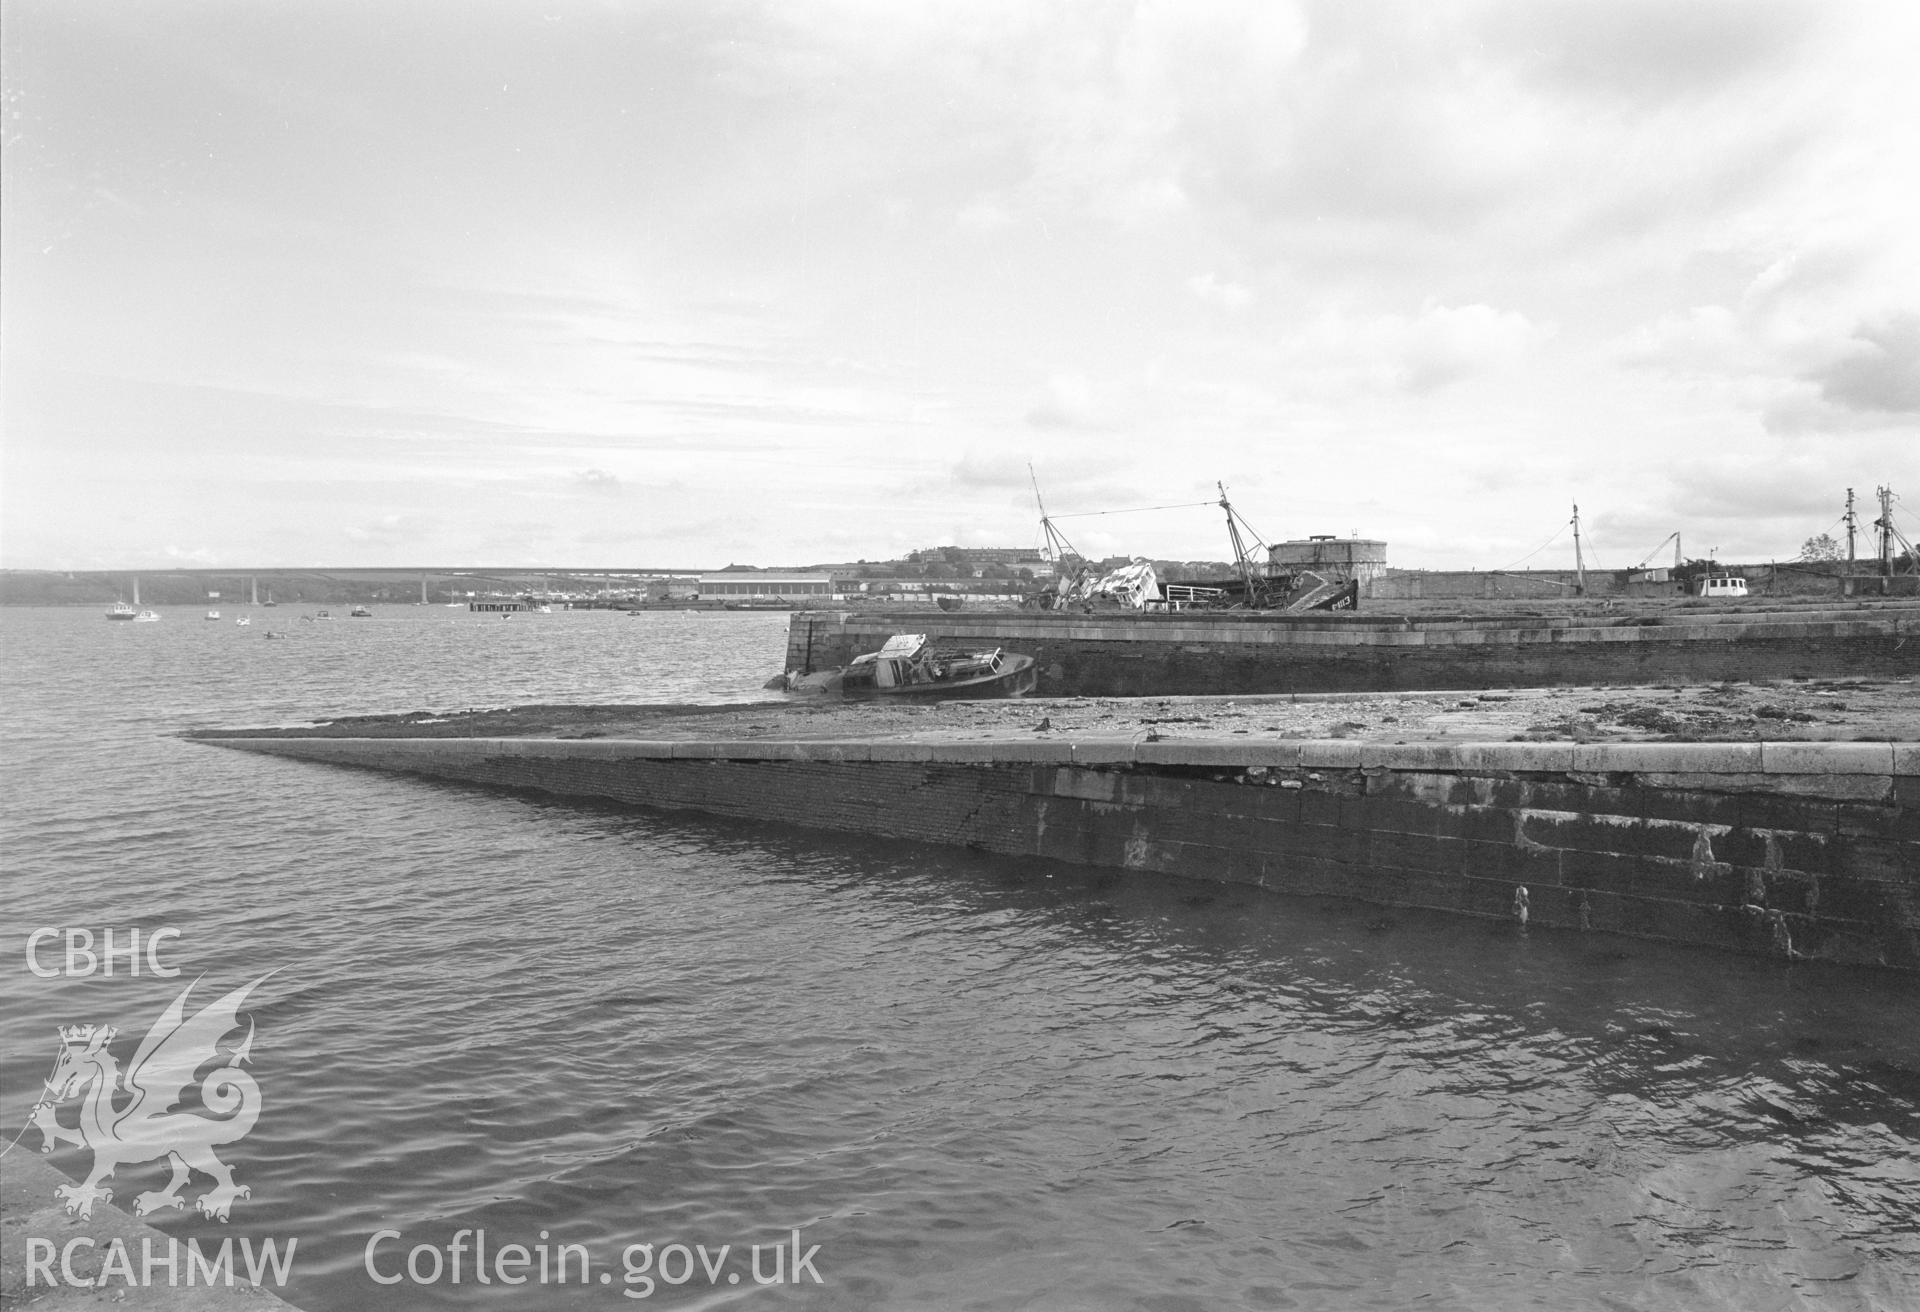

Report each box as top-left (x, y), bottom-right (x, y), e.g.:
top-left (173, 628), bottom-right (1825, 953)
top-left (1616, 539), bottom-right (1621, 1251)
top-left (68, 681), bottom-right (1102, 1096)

top-left (110, 578), bottom-right (146, 620)
top-left (236, 615), bottom-right (252, 626)
top-left (1695, 571), bottom-right (1748, 599)
top-left (133, 610), bottom-right (161, 623)
top-left (205, 610), bottom-right (221, 620)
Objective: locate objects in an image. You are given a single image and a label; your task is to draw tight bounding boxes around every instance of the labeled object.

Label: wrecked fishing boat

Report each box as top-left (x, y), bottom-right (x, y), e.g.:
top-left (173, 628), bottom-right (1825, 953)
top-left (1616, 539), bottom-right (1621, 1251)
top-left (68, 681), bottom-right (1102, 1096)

top-left (775, 633), bottom-right (1038, 699)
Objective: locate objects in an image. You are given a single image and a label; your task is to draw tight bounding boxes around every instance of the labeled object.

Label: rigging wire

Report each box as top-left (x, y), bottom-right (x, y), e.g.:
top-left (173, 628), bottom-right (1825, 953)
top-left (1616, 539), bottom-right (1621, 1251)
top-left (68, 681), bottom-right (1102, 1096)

top-left (1495, 523), bottom-right (1568, 572)
top-left (1049, 500), bottom-right (1217, 519)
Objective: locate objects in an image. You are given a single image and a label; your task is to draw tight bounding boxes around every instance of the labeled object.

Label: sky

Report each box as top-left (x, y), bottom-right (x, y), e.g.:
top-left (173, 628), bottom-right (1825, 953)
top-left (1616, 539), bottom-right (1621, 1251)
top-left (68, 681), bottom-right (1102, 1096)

top-left (3, 0), bottom-right (1917, 572)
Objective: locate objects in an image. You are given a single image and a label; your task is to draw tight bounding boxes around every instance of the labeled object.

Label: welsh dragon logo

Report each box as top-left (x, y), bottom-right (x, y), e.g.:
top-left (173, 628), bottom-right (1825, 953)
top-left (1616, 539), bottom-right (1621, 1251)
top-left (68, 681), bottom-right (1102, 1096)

top-left (29, 975), bottom-right (272, 1222)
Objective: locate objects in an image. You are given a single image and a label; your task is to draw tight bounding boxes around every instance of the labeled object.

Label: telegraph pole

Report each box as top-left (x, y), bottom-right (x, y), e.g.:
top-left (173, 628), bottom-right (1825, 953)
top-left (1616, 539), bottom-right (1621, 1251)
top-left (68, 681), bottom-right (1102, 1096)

top-left (1844, 487), bottom-right (1857, 565)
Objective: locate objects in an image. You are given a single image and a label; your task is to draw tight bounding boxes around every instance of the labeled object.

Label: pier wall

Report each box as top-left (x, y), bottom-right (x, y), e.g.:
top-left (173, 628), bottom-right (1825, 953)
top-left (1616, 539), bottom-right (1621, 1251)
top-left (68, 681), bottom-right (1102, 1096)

top-left (783, 608), bottom-right (1918, 696)
top-left (207, 736), bottom-right (1919, 971)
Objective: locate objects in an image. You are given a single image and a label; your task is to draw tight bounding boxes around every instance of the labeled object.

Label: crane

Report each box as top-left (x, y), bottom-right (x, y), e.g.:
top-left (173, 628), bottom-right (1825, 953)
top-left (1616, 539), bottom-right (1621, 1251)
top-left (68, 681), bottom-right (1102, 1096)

top-left (1630, 531), bottom-right (1683, 573)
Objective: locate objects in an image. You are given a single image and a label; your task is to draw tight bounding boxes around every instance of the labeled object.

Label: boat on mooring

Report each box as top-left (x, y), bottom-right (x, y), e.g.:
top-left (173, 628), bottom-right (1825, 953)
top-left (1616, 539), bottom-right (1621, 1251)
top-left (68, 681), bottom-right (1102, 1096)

top-left (108, 578), bottom-right (144, 620)
top-left (833, 633), bottom-right (1038, 699)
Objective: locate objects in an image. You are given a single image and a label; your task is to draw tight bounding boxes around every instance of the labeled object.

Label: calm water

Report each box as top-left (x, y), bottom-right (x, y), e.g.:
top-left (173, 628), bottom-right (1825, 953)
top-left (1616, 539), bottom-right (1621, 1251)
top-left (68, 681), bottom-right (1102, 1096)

top-left (2, 604), bottom-right (1917, 1310)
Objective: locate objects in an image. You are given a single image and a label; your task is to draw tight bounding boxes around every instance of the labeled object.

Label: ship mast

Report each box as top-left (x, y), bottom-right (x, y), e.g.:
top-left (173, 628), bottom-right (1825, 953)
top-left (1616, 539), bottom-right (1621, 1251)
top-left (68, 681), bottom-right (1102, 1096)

top-left (1877, 485), bottom-right (1895, 573)
top-left (1029, 464), bottom-right (1080, 567)
top-left (1571, 502), bottom-right (1586, 596)
top-left (1869, 485), bottom-right (1919, 575)
top-left (1217, 482), bottom-right (1274, 605)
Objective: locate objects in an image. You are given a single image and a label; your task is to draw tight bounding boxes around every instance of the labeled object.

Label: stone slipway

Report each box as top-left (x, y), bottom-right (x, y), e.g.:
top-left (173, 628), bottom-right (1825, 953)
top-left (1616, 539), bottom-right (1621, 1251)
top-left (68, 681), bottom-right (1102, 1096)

top-left (194, 728), bottom-right (1920, 973)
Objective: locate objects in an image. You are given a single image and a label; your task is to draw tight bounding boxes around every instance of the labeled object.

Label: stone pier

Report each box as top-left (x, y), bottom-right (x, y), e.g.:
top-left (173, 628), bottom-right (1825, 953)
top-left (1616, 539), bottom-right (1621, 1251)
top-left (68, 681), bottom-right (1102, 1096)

top-left (197, 732), bottom-right (1920, 972)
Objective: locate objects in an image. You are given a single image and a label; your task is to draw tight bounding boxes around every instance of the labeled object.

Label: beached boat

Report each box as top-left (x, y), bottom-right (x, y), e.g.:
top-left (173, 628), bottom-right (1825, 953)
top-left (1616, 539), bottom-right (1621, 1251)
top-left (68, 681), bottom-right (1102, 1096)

top-left (838, 634), bottom-right (1037, 699)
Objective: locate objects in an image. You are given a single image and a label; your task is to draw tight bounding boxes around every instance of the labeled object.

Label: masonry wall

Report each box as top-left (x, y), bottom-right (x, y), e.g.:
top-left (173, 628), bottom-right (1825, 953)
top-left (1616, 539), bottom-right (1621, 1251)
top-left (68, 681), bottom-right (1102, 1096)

top-left (784, 609), bottom-right (1919, 696)
top-left (1372, 566), bottom-right (1853, 601)
top-left (206, 736), bottom-right (1920, 972)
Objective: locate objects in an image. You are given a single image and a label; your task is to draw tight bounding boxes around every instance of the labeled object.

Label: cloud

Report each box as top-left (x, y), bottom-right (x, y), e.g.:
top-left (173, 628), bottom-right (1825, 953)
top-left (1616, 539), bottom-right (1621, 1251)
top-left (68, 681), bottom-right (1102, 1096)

top-left (1613, 306), bottom-right (1747, 375)
top-left (955, 197), bottom-right (1018, 231)
top-left (343, 514), bottom-right (427, 546)
top-left (1396, 304), bottom-right (1543, 391)
top-left (1287, 302), bottom-right (1545, 395)
top-left (1812, 314), bottom-right (1920, 414)
top-left (1484, 0), bottom-right (1817, 102)
top-left (1026, 373), bottom-right (1099, 428)
top-left (1186, 272), bottom-right (1251, 310)
top-left (950, 451), bottom-right (1035, 489)
top-left (573, 467), bottom-right (622, 493)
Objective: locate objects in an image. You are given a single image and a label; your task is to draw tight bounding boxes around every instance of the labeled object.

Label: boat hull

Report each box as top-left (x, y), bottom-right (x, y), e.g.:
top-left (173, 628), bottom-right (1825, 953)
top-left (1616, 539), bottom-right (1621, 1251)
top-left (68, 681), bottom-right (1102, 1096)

top-left (840, 653), bottom-right (1038, 701)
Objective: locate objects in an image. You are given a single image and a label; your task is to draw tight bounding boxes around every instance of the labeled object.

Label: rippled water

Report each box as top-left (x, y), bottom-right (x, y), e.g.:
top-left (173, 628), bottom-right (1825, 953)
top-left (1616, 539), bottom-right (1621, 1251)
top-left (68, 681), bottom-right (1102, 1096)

top-left (4, 605), bottom-right (1917, 1310)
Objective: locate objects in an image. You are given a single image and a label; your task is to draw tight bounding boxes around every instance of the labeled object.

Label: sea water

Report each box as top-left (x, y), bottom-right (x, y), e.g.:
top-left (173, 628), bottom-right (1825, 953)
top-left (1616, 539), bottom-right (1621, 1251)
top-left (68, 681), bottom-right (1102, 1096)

top-left (2, 605), bottom-right (1916, 1310)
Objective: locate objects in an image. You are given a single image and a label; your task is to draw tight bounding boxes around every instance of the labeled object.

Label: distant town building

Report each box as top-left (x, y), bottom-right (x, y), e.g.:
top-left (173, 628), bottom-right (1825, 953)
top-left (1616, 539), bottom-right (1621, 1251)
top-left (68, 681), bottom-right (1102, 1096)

top-left (914, 546), bottom-right (1043, 566)
top-left (696, 572), bottom-right (835, 598)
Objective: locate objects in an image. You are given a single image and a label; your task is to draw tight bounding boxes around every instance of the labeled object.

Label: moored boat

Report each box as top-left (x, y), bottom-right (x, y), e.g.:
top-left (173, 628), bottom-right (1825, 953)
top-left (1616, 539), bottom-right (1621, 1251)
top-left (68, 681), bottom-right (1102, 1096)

top-left (109, 578), bottom-right (145, 619)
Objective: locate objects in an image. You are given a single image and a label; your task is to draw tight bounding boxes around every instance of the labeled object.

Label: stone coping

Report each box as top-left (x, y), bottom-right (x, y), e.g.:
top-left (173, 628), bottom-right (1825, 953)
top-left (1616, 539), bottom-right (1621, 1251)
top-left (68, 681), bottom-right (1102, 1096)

top-left (796, 610), bottom-right (1913, 653)
top-left (208, 735), bottom-right (1918, 777)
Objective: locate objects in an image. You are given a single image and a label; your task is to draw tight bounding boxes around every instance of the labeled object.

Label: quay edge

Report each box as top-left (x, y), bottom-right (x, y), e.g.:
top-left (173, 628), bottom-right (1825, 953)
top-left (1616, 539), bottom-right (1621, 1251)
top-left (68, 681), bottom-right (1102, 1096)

top-left (781, 605), bottom-right (1920, 696)
top-left (195, 733), bottom-right (1920, 972)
